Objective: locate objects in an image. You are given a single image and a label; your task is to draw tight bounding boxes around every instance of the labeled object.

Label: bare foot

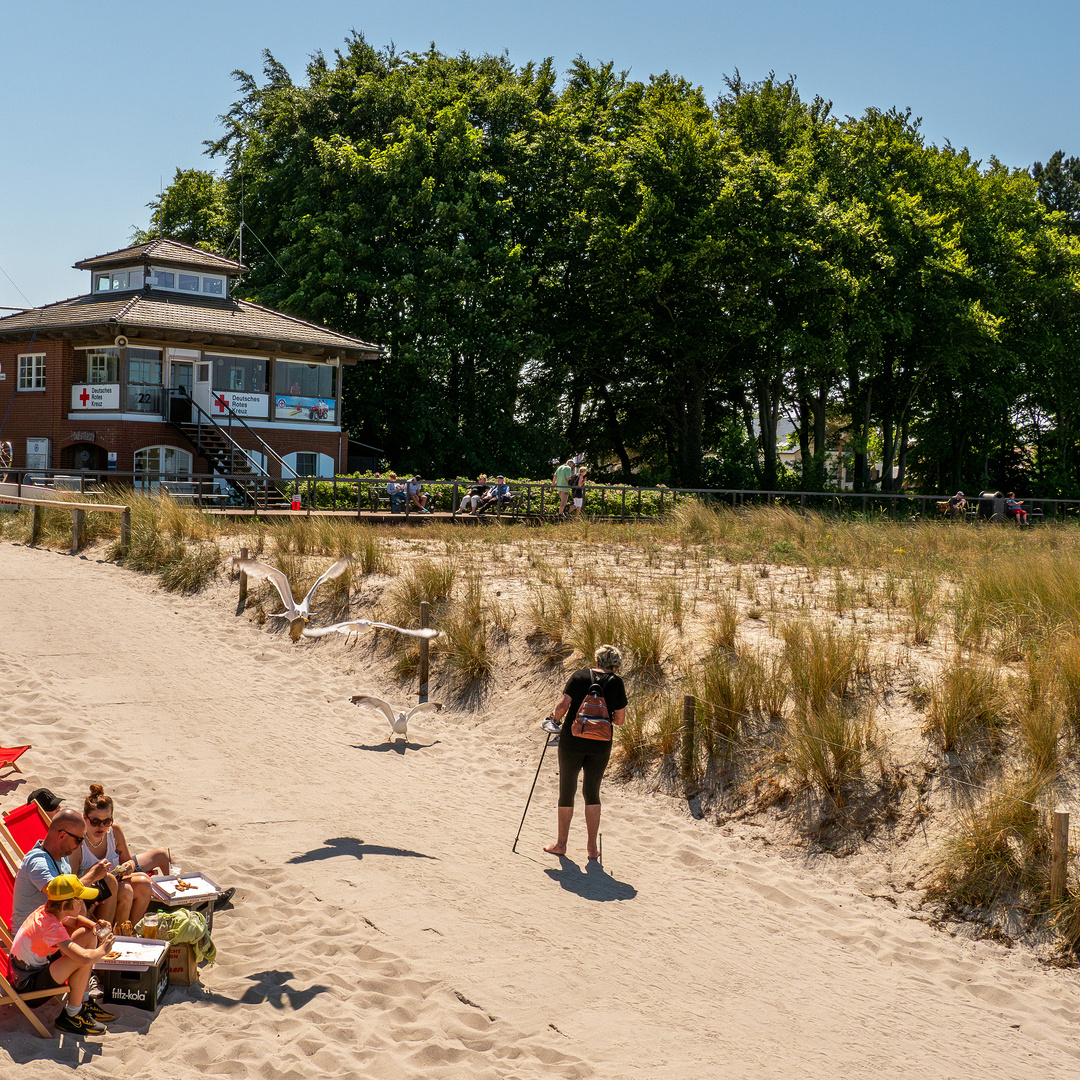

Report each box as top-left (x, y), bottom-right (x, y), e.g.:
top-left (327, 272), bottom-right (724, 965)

top-left (587, 848), bottom-right (600, 861)
top-left (543, 842), bottom-right (566, 855)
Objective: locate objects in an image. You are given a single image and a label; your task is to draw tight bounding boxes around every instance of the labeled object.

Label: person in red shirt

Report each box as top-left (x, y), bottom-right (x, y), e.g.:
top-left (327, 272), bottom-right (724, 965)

top-left (10, 874), bottom-right (117, 1036)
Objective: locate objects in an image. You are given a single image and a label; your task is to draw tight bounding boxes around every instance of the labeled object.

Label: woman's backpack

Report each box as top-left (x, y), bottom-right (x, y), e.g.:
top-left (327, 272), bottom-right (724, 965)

top-left (571, 672), bottom-right (612, 741)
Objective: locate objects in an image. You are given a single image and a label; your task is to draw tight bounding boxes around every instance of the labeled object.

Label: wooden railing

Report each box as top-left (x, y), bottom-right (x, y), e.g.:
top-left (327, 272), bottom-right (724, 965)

top-left (0, 492), bottom-right (130, 553)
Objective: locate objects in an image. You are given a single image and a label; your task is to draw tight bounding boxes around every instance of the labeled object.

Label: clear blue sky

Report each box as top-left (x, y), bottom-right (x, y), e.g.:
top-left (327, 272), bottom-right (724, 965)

top-left (2, 0), bottom-right (1077, 308)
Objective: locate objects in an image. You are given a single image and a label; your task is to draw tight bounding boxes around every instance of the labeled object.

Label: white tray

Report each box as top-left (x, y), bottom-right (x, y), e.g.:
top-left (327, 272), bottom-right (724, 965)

top-left (150, 872), bottom-right (222, 906)
top-left (92, 935), bottom-right (168, 971)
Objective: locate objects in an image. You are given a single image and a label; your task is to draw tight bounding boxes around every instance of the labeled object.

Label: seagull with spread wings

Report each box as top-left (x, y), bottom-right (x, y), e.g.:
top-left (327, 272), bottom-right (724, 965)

top-left (302, 619), bottom-right (441, 641)
top-left (227, 556), bottom-right (353, 641)
top-left (350, 695), bottom-right (443, 741)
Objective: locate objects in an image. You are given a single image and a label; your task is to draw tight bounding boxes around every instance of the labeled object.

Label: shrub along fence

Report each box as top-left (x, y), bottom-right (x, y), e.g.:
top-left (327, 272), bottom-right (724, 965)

top-left (6, 468), bottom-right (1080, 523)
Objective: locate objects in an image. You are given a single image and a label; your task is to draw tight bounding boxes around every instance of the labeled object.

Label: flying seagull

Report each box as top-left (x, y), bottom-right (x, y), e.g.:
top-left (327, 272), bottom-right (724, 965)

top-left (227, 556), bottom-right (353, 641)
top-left (302, 619), bottom-right (441, 641)
top-left (350, 695), bottom-right (443, 740)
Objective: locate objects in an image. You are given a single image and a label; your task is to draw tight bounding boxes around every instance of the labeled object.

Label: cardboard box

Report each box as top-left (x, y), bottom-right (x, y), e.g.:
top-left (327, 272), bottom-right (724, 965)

top-left (167, 943), bottom-right (197, 987)
top-left (95, 939), bottom-right (169, 1012)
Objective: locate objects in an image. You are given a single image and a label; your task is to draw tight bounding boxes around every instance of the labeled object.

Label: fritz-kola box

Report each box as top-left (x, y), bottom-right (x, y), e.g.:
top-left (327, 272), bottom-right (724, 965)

top-left (93, 937), bottom-right (170, 1012)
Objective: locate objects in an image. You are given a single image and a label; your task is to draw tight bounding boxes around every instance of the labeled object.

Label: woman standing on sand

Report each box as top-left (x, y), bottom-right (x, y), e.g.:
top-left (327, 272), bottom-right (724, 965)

top-left (543, 644), bottom-right (628, 860)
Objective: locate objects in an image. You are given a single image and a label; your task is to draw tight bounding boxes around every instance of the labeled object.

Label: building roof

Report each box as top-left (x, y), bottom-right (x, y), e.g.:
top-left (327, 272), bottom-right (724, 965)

top-left (73, 239), bottom-right (246, 275)
top-left (0, 290), bottom-right (379, 361)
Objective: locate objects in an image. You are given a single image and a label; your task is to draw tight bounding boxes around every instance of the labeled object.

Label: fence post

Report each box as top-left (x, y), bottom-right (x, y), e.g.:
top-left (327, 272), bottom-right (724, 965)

top-left (71, 508), bottom-right (84, 554)
top-left (120, 507), bottom-right (130, 552)
top-left (418, 601), bottom-right (430, 704)
top-left (238, 546), bottom-right (249, 606)
top-left (680, 694), bottom-right (696, 787)
top-left (30, 504), bottom-right (41, 546)
top-left (1051, 806), bottom-right (1069, 904)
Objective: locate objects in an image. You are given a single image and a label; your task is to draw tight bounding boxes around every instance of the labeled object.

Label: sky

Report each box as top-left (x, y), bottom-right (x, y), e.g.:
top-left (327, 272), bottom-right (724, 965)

top-left (2, 0), bottom-right (1077, 309)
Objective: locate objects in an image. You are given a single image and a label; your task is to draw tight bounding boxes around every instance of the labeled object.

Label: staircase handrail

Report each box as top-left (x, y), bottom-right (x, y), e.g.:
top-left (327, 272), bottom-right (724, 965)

top-left (173, 389), bottom-right (298, 480)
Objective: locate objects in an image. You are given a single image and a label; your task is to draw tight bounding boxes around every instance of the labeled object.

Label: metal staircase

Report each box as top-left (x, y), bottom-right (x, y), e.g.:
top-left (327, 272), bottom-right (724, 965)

top-left (167, 390), bottom-right (296, 506)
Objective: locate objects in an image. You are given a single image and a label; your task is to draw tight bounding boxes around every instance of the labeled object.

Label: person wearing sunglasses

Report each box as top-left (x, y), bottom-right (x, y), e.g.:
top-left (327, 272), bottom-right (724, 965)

top-left (69, 783), bottom-right (169, 927)
top-left (10, 809), bottom-right (113, 934)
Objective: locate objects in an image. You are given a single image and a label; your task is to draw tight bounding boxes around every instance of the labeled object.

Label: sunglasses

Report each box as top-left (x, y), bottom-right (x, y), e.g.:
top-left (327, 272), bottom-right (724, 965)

top-left (86, 816), bottom-right (113, 828)
top-left (61, 829), bottom-right (86, 843)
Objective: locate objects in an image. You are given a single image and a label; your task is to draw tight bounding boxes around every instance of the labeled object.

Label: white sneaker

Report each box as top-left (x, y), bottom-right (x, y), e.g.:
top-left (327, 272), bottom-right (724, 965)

top-left (541, 717), bottom-right (561, 735)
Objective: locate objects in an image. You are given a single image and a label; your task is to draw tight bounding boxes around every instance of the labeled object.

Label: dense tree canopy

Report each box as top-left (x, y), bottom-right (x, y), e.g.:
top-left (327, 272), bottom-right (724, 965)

top-left (141, 34), bottom-right (1080, 494)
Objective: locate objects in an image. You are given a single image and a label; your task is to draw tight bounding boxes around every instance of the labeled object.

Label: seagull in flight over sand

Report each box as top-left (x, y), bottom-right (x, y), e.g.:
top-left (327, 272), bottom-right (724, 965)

top-left (350, 695), bottom-right (443, 740)
top-left (301, 619), bottom-right (442, 641)
top-left (227, 556), bottom-right (353, 641)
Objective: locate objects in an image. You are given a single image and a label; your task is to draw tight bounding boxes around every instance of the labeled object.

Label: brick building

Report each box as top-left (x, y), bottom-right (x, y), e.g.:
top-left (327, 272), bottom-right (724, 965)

top-left (0, 240), bottom-right (378, 485)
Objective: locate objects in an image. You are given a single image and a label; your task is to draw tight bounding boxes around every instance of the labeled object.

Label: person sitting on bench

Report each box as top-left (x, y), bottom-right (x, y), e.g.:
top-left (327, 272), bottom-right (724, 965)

top-left (1005, 492), bottom-right (1027, 526)
top-left (475, 475), bottom-right (512, 514)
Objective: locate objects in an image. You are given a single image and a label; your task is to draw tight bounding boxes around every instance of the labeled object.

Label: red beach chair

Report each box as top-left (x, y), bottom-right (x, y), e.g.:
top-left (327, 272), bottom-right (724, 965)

top-left (0, 745), bottom-right (29, 776)
top-left (0, 859), bottom-right (65, 1038)
top-left (1, 802), bottom-right (49, 857)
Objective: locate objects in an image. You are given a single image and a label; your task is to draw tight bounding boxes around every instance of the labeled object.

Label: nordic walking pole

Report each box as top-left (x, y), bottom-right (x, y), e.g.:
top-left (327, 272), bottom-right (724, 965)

top-left (512, 731), bottom-right (554, 853)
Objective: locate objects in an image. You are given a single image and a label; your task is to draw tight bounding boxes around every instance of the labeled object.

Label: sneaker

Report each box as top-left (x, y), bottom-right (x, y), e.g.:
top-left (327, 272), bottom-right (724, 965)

top-left (213, 886), bottom-right (236, 911)
top-left (83, 999), bottom-right (116, 1022)
top-left (55, 1007), bottom-right (106, 1036)
top-left (541, 717), bottom-right (562, 735)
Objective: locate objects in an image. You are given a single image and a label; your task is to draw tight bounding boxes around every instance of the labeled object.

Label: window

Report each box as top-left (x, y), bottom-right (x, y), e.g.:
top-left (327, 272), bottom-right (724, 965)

top-left (274, 361), bottom-right (336, 400)
top-left (87, 349), bottom-right (119, 384)
top-left (146, 268), bottom-right (228, 297)
top-left (18, 354), bottom-right (45, 390)
top-left (295, 452), bottom-right (318, 476)
top-left (208, 354), bottom-right (266, 393)
top-left (93, 269), bottom-right (143, 291)
top-left (127, 347), bottom-right (163, 413)
top-left (134, 445), bottom-right (192, 486)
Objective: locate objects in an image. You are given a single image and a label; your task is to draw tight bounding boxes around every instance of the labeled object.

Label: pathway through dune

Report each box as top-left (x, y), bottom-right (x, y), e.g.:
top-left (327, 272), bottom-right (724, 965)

top-left (1, 542), bottom-right (1078, 1078)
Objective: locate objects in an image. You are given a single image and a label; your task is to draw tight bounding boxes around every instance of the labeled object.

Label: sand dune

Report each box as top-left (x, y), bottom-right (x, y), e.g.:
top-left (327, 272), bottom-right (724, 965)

top-left (2, 540), bottom-right (1079, 1078)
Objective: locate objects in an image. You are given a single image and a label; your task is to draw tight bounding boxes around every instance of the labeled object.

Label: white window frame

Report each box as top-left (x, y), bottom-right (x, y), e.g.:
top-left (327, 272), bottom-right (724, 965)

top-left (18, 353), bottom-right (46, 391)
top-left (145, 266), bottom-right (227, 297)
top-left (134, 445), bottom-right (193, 488)
top-left (93, 268), bottom-right (144, 292)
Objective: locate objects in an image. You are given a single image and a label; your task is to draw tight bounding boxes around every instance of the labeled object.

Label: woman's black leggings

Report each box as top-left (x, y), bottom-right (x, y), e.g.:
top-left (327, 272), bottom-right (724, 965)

top-left (557, 740), bottom-right (611, 807)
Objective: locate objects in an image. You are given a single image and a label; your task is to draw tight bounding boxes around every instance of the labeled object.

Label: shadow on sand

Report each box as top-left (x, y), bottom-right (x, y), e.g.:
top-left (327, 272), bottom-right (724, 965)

top-left (286, 836), bottom-right (436, 864)
top-left (350, 739), bottom-right (441, 755)
top-left (544, 856), bottom-right (636, 901)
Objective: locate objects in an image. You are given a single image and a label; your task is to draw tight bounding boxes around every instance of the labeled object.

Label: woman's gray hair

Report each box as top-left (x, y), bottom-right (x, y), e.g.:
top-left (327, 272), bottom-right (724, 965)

top-left (594, 644), bottom-right (622, 670)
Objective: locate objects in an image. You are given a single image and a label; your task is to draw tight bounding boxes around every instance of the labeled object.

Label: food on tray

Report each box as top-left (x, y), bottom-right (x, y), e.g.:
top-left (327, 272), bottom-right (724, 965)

top-left (103, 951), bottom-right (121, 960)
top-left (174, 879), bottom-right (199, 891)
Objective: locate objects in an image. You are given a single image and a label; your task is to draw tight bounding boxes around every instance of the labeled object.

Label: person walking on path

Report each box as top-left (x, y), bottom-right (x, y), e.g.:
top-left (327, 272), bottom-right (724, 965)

top-left (543, 644), bottom-right (627, 860)
top-left (553, 458), bottom-right (574, 516)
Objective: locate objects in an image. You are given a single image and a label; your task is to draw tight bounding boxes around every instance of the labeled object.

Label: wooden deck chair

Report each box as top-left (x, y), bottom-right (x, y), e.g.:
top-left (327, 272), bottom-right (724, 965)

top-left (0, 746), bottom-right (30, 776)
top-left (0, 944), bottom-right (63, 1037)
top-left (1, 802), bottom-right (49, 857)
top-left (0, 858), bottom-right (69, 1036)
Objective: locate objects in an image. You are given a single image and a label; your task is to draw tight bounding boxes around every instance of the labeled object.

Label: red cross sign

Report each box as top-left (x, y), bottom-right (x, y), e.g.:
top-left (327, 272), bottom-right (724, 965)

top-left (79, 388), bottom-right (91, 406)
top-left (214, 394), bottom-right (228, 413)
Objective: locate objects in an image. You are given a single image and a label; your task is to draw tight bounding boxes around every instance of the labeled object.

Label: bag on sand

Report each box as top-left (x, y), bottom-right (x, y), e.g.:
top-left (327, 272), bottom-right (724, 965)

top-left (571, 676), bottom-right (612, 741)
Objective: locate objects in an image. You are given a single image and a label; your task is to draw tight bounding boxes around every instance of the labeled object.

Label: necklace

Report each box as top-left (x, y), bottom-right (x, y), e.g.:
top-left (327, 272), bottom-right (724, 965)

top-left (85, 829), bottom-right (110, 851)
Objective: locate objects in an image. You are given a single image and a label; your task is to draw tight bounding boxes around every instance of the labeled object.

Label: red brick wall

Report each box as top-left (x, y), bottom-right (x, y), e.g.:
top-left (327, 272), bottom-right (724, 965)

top-left (0, 338), bottom-right (346, 474)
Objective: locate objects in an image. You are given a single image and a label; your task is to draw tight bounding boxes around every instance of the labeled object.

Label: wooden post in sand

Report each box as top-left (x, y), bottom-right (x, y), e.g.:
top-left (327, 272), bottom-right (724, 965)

top-left (418, 601), bottom-right (430, 704)
top-left (1051, 807), bottom-right (1069, 904)
top-left (71, 508), bottom-right (84, 554)
top-left (120, 507), bottom-right (130, 551)
top-left (30, 504), bottom-right (41, 545)
top-left (680, 695), bottom-right (696, 785)
top-left (237, 546), bottom-right (248, 605)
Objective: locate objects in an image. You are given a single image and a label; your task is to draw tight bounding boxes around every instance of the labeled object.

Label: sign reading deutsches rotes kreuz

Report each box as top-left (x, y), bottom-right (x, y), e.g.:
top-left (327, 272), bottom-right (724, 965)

top-left (72, 383), bottom-right (120, 410)
top-left (211, 391), bottom-right (269, 419)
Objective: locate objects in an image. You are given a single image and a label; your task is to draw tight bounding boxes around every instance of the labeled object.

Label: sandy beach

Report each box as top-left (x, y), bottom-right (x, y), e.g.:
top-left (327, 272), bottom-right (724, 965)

top-left (2, 538), bottom-right (1080, 1078)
